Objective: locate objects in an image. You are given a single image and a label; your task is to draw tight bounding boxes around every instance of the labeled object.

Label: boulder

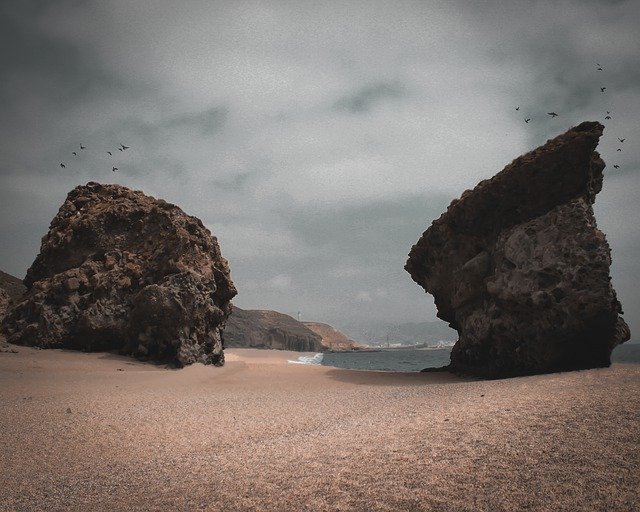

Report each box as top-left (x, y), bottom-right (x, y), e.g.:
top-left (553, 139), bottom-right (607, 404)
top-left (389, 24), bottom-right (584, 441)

top-left (1, 182), bottom-right (237, 366)
top-left (405, 122), bottom-right (629, 378)
top-left (224, 307), bottom-right (323, 351)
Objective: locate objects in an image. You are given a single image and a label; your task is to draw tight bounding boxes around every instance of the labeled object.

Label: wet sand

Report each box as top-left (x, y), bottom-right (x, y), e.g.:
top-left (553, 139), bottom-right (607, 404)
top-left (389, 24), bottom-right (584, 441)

top-left (1, 346), bottom-right (638, 511)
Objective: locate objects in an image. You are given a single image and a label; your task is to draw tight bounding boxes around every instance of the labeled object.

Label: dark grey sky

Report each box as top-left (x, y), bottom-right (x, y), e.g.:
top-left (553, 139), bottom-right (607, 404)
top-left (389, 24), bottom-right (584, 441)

top-left (1, 0), bottom-right (639, 336)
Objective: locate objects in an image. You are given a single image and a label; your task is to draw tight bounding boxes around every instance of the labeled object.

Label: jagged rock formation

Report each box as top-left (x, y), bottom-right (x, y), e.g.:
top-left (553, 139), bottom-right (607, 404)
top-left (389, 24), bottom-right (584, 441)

top-left (303, 322), bottom-right (366, 352)
top-left (224, 307), bottom-right (323, 351)
top-left (406, 122), bottom-right (629, 378)
top-left (1, 182), bottom-right (236, 366)
top-left (0, 270), bottom-right (26, 319)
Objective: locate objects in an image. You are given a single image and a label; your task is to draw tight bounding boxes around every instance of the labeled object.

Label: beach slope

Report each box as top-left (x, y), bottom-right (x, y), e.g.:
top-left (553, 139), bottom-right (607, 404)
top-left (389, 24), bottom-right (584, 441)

top-left (1, 346), bottom-right (638, 511)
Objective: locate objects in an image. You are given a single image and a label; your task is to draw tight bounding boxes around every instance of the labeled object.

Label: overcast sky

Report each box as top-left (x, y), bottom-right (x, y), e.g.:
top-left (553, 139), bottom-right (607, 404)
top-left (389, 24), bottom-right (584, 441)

top-left (1, 0), bottom-right (639, 338)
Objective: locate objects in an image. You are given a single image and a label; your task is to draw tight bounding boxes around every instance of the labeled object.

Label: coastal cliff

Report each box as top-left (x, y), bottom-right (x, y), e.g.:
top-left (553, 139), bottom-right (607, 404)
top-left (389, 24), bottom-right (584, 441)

top-left (224, 307), bottom-right (323, 351)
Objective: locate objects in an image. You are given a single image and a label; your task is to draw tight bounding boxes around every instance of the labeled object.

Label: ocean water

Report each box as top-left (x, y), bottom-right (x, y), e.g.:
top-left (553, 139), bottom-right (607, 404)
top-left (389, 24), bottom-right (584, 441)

top-left (321, 347), bottom-right (452, 372)
top-left (320, 343), bottom-right (640, 372)
top-left (288, 353), bottom-right (324, 365)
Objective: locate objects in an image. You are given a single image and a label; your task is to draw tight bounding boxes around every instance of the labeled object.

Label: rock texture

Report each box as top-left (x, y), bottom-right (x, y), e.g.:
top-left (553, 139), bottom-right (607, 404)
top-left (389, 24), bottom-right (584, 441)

top-left (224, 307), bottom-right (323, 351)
top-left (0, 289), bottom-right (9, 322)
top-left (0, 270), bottom-right (26, 319)
top-left (1, 182), bottom-right (237, 366)
top-left (303, 322), bottom-right (366, 352)
top-left (406, 122), bottom-right (629, 378)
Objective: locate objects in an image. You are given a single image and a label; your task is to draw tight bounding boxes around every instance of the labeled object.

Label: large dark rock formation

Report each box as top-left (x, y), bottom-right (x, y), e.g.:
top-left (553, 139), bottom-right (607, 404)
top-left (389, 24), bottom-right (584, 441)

top-left (224, 307), bottom-right (323, 351)
top-left (1, 182), bottom-right (237, 366)
top-left (406, 122), bottom-right (629, 378)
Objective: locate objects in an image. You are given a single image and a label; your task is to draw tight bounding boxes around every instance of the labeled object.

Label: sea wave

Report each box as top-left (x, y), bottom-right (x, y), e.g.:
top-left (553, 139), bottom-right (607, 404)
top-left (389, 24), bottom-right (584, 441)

top-left (287, 353), bottom-right (324, 365)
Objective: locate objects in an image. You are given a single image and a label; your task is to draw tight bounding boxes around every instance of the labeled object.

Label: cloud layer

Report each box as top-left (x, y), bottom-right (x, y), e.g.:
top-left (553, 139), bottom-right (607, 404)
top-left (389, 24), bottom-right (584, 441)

top-left (1, 0), bottom-right (639, 336)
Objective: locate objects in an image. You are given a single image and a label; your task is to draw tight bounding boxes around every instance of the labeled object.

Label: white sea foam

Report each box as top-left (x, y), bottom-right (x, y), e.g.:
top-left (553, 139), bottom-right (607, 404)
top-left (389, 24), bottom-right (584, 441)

top-left (287, 353), bottom-right (324, 365)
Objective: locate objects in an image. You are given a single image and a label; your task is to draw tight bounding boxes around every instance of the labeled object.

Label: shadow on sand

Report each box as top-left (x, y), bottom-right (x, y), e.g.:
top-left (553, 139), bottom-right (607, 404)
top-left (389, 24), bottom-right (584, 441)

top-left (323, 367), bottom-right (474, 386)
top-left (60, 348), bottom-right (182, 371)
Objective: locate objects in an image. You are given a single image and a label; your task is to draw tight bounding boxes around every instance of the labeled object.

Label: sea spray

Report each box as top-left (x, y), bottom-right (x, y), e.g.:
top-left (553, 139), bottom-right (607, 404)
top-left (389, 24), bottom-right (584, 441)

top-left (287, 353), bottom-right (324, 365)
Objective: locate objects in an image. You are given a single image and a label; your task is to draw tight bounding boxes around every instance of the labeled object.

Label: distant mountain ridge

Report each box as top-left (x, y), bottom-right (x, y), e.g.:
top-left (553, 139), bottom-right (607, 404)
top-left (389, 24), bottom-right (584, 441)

top-left (0, 270), bottom-right (26, 302)
top-left (0, 270), bottom-right (26, 319)
top-left (225, 307), bottom-right (367, 352)
top-left (303, 322), bottom-right (367, 352)
top-left (224, 307), bottom-right (322, 351)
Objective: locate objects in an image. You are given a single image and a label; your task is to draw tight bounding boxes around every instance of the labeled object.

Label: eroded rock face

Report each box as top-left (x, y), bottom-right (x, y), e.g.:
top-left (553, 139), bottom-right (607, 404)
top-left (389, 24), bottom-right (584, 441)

top-left (224, 307), bottom-right (323, 351)
top-left (405, 122), bottom-right (629, 378)
top-left (1, 182), bottom-right (237, 366)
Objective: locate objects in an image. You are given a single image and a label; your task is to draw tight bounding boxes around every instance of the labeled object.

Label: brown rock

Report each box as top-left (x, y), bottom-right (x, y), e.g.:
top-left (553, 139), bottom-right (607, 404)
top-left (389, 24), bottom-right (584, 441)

top-left (1, 182), bottom-right (237, 367)
top-left (405, 122), bottom-right (629, 378)
top-left (64, 277), bottom-right (80, 292)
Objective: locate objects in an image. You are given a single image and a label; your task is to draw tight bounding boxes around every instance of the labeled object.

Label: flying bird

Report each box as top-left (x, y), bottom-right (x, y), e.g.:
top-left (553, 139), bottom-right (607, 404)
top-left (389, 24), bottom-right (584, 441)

top-left (60, 163), bottom-right (65, 168)
top-left (72, 152), bottom-right (77, 156)
top-left (618, 138), bottom-right (625, 143)
top-left (614, 165), bottom-right (620, 169)
top-left (515, 106), bottom-right (520, 111)
top-left (617, 148), bottom-right (622, 151)
top-left (107, 151), bottom-right (112, 155)
top-left (112, 167), bottom-right (118, 172)
top-left (119, 143), bottom-right (130, 150)
top-left (547, 112), bottom-right (558, 118)
top-left (605, 115), bottom-right (611, 120)
top-left (525, 118), bottom-right (531, 123)
top-left (80, 144), bottom-right (86, 150)
top-left (600, 87), bottom-right (606, 93)
top-left (597, 66), bottom-right (603, 71)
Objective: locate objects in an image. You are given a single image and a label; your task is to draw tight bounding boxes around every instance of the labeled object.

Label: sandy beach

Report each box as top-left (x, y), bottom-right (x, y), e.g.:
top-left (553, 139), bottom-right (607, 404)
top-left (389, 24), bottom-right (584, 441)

top-left (1, 346), bottom-right (638, 512)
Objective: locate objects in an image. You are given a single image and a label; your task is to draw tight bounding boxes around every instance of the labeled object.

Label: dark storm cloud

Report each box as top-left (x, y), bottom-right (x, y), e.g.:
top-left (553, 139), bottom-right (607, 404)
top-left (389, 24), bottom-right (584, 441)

top-left (0, 1), bottom-right (130, 112)
top-left (451, 0), bottom-right (640, 145)
top-left (207, 169), bottom-right (261, 192)
top-left (285, 194), bottom-right (450, 261)
top-left (0, 2), bottom-right (78, 82)
top-left (163, 107), bottom-right (228, 136)
top-left (0, 0), bottom-right (638, 336)
top-left (333, 82), bottom-right (405, 114)
top-left (216, 193), bottom-right (453, 325)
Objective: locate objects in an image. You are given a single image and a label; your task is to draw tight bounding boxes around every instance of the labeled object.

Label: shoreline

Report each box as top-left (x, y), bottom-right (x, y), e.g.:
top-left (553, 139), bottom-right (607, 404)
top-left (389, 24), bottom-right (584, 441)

top-left (1, 345), bottom-right (638, 511)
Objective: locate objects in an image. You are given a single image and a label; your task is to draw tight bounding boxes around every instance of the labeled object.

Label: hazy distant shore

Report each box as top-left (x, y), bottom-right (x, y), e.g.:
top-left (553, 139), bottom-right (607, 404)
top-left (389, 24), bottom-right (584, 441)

top-left (1, 345), bottom-right (638, 511)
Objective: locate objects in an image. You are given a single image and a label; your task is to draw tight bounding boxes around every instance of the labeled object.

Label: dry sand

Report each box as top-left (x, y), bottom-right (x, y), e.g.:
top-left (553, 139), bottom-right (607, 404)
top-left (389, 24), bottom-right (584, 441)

top-left (1, 346), bottom-right (638, 512)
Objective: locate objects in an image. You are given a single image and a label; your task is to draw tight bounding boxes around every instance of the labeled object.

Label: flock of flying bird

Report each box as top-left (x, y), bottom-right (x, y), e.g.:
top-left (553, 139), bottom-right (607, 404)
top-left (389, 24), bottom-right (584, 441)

top-left (60, 143), bottom-right (130, 172)
top-left (59, 66), bottom-right (628, 175)
top-left (515, 62), bottom-right (626, 170)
